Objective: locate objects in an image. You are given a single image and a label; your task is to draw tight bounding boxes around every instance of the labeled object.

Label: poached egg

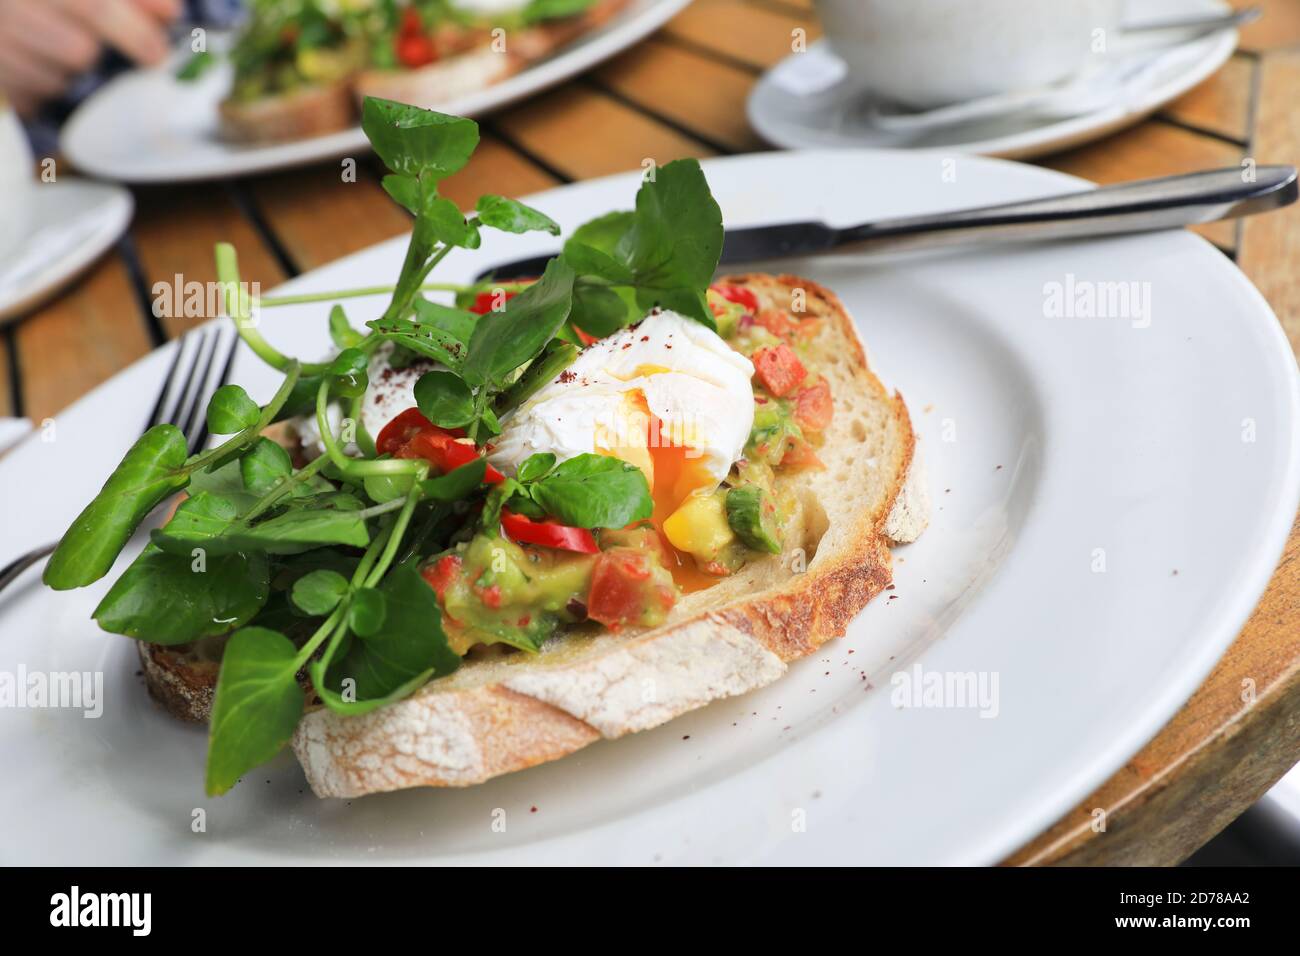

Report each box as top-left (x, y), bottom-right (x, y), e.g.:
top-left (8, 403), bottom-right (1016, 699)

top-left (488, 309), bottom-right (755, 529)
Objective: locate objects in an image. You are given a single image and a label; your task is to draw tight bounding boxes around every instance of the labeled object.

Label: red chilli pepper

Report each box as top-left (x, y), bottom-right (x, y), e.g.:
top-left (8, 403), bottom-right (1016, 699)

top-left (501, 509), bottom-right (599, 554)
top-left (468, 290), bottom-right (518, 315)
top-left (378, 408), bottom-right (503, 482)
top-left (711, 283), bottom-right (760, 313)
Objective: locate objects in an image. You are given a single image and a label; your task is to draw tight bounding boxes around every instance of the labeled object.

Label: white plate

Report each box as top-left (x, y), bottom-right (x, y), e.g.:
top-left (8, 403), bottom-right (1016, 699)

top-left (748, 0), bottom-right (1237, 160)
top-left (0, 150), bottom-right (1296, 865)
top-left (0, 178), bottom-right (133, 323)
top-left (60, 0), bottom-right (692, 184)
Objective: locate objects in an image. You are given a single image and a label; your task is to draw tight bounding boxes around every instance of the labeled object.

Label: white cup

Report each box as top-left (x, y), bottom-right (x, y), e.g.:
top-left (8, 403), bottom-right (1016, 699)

top-left (814, 0), bottom-right (1124, 109)
top-left (0, 101), bottom-right (35, 264)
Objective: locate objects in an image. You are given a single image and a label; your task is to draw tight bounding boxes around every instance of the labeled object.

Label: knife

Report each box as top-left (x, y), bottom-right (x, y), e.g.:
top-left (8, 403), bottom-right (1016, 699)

top-left (474, 165), bottom-right (1297, 281)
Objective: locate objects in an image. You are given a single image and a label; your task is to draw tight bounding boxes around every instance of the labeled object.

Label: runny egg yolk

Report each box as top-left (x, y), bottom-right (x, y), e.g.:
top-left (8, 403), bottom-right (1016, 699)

top-left (593, 386), bottom-right (724, 593)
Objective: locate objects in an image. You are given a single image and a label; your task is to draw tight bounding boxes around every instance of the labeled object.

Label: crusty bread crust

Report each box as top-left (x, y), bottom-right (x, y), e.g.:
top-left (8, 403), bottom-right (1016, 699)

top-left (218, 81), bottom-right (357, 144)
top-left (290, 273), bottom-right (928, 797)
top-left (352, 0), bottom-right (630, 109)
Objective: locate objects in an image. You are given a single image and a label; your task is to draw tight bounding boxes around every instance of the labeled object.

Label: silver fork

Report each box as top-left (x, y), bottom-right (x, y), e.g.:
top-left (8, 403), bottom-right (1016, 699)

top-left (0, 325), bottom-right (239, 595)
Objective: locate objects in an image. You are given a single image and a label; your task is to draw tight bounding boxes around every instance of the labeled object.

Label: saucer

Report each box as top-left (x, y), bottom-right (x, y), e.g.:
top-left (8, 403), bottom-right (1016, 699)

top-left (748, 0), bottom-right (1237, 159)
top-left (0, 177), bottom-right (133, 324)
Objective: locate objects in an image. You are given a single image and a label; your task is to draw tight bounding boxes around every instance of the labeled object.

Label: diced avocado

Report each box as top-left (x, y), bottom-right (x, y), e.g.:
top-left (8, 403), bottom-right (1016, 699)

top-left (725, 484), bottom-right (783, 554)
top-left (746, 400), bottom-right (802, 467)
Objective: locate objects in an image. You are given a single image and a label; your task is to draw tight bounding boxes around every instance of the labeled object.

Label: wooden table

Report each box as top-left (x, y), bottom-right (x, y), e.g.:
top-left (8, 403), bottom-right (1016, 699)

top-left (6, 0), bottom-right (1297, 865)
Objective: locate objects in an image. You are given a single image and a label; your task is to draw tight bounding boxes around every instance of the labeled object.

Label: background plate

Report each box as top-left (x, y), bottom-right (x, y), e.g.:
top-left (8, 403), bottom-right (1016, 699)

top-left (61, 0), bottom-right (693, 183)
top-left (0, 150), bottom-right (1296, 864)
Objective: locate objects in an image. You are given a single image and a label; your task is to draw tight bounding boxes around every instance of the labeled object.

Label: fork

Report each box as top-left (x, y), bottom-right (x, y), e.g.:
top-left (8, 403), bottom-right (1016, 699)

top-left (0, 325), bottom-right (239, 595)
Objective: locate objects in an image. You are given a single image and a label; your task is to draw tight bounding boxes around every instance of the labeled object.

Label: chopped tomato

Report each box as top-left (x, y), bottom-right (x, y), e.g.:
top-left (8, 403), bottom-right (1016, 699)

top-left (752, 344), bottom-right (807, 397)
top-left (753, 308), bottom-right (797, 341)
top-left (793, 379), bottom-right (833, 431)
top-left (397, 428), bottom-right (505, 483)
top-left (500, 509), bottom-right (599, 554)
top-left (711, 284), bottom-right (759, 313)
top-left (781, 435), bottom-right (825, 471)
top-left (468, 289), bottom-right (518, 315)
top-left (395, 8), bottom-right (437, 68)
top-left (587, 549), bottom-right (672, 628)
top-left (573, 326), bottom-right (600, 346)
top-left (421, 554), bottom-right (462, 602)
top-left (476, 583), bottom-right (502, 609)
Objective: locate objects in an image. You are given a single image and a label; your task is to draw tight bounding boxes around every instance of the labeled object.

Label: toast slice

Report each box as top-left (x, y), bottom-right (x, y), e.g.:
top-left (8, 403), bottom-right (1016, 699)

top-left (289, 274), bottom-right (928, 797)
top-left (352, 0), bottom-right (630, 108)
top-left (218, 81), bottom-right (357, 144)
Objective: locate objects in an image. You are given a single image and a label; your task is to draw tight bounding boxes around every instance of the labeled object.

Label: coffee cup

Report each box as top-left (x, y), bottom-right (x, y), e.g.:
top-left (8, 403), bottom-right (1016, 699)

top-left (813, 0), bottom-right (1124, 109)
top-left (0, 100), bottom-right (35, 264)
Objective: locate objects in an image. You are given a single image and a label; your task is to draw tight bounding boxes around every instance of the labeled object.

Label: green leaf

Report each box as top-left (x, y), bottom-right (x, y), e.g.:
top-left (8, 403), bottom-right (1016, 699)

top-left (569, 210), bottom-right (634, 256)
top-left (528, 454), bottom-right (653, 528)
top-left (461, 257), bottom-right (575, 387)
top-left (240, 437), bottom-right (292, 495)
top-left (207, 384), bottom-right (260, 435)
top-left (44, 424), bottom-right (190, 590)
top-left (625, 159), bottom-right (723, 295)
top-left (157, 491), bottom-right (239, 543)
top-left (367, 316), bottom-right (467, 369)
top-left (522, 0), bottom-right (598, 25)
top-left (419, 457), bottom-right (487, 501)
top-left (362, 97), bottom-right (480, 181)
top-left (176, 50), bottom-right (216, 81)
top-left (413, 369), bottom-right (475, 428)
top-left (291, 569), bottom-right (349, 616)
top-left (348, 587), bottom-right (387, 637)
top-left (228, 507), bottom-right (371, 555)
top-left (423, 195), bottom-right (481, 249)
top-left (93, 546), bottom-right (270, 644)
top-left (516, 452), bottom-right (556, 483)
top-left (562, 241), bottom-right (634, 284)
top-left (363, 470), bottom-right (414, 505)
top-left (412, 298), bottom-right (477, 343)
top-left (328, 304), bottom-right (365, 350)
top-left (381, 172), bottom-right (420, 214)
top-left (571, 283), bottom-right (631, 337)
top-left (475, 195), bottom-right (560, 235)
top-left (314, 563), bottom-right (459, 714)
top-left (205, 627), bottom-right (304, 796)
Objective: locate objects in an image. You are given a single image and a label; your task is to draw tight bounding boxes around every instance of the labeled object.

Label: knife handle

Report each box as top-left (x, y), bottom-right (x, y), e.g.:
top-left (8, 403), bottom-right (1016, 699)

top-left (834, 165), bottom-right (1297, 255)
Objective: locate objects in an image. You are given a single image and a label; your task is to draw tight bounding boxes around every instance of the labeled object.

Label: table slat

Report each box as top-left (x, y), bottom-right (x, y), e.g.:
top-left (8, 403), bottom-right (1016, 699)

top-left (494, 85), bottom-right (716, 180)
top-left (1238, 50), bottom-right (1300, 356)
top-left (664, 0), bottom-right (820, 71)
top-left (132, 186), bottom-right (288, 338)
top-left (1160, 54), bottom-right (1255, 143)
top-left (1041, 121), bottom-right (1243, 251)
top-left (438, 132), bottom-right (563, 207)
top-left (15, 254), bottom-right (152, 423)
top-left (1230, 0), bottom-right (1300, 52)
top-left (246, 165), bottom-right (411, 275)
top-left (592, 37), bottom-right (766, 153)
top-left (0, 332), bottom-right (12, 418)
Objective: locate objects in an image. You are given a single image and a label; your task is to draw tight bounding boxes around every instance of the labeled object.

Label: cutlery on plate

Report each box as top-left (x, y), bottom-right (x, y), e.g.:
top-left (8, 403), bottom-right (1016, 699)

top-left (478, 165), bottom-right (1297, 280)
top-left (0, 325), bottom-right (239, 595)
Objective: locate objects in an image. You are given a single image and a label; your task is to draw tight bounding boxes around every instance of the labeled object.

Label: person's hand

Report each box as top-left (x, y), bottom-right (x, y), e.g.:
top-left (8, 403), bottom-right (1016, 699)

top-left (0, 0), bottom-right (182, 116)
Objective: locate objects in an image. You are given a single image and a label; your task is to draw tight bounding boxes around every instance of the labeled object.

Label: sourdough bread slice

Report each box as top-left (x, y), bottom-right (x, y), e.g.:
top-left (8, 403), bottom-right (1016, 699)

top-left (352, 0), bottom-right (630, 108)
top-left (218, 81), bottom-right (357, 144)
top-left (290, 274), bottom-right (927, 797)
